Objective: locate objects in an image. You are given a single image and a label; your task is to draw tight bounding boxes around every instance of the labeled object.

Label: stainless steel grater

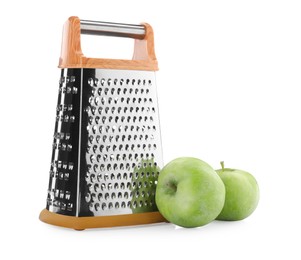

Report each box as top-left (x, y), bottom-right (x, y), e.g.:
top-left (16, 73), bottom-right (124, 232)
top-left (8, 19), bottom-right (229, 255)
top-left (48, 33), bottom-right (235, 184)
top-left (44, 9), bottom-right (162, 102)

top-left (39, 16), bottom-right (165, 230)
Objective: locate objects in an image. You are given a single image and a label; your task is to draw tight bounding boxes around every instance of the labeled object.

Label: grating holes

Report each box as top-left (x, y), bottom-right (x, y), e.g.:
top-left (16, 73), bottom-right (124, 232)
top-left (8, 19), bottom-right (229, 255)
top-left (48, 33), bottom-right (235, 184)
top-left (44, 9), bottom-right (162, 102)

top-left (125, 144), bottom-right (129, 151)
top-left (108, 202), bottom-right (113, 209)
top-left (99, 145), bottom-right (104, 152)
top-left (118, 192), bottom-right (122, 198)
top-left (102, 203), bottom-right (107, 210)
top-left (98, 88), bottom-right (103, 96)
top-left (100, 164), bottom-right (105, 171)
top-left (121, 202), bottom-right (126, 208)
top-left (88, 135), bottom-right (94, 144)
top-left (117, 173), bottom-right (122, 180)
top-left (126, 79), bottom-right (130, 85)
top-left (94, 96), bottom-right (100, 106)
top-left (98, 107), bottom-right (103, 115)
top-left (126, 163), bottom-right (130, 170)
top-left (90, 155), bottom-right (95, 163)
top-left (123, 88), bottom-right (127, 95)
top-left (101, 97), bottom-right (106, 105)
top-left (104, 173), bottom-right (109, 181)
top-left (132, 201), bottom-right (137, 209)
top-left (120, 163), bottom-right (124, 170)
top-left (94, 183), bottom-right (99, 192)
top-left (97, 173), bottom-right (102, 182)
top-left (93, 164), bottom-right (98, 172)
top-left (129, 88), bottom-right (133, 94)
top-left (114, 183), bottom-right (119, 189)
top-left (117, 107), bottom-right (122, 113)
top-left (111, 173), bottom-right (115, 180)
top-left (115, 202), bottom-right (120, 209)
top-left (107, 79), bottom-right (112, 86)
top-left (95, 116), bottom-right (100, 124)
top-left (135, 88), bottom-right (139, 94)
top-left (88, 78), bottom-right (94, 86)
top-left (107, 164), bottom-right (112, 171)
top-left (120, 79), bottom-right (124, 85)
top-left (127, 201), bottom-right (132, 208)
top-left (85, 193), bottom-right (91, 203)
top-left (101, 183), bottom-right (106, 191)
top-left (124, 192), bottom-right (129, 199)
top-left (111, 192), bottom-right (116, 199)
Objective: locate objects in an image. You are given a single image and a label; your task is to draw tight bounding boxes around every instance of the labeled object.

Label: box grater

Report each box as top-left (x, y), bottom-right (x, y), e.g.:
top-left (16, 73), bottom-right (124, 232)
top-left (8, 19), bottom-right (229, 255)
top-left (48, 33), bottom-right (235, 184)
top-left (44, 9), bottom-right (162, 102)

top-left (39, 16), bottom-right (165, 230)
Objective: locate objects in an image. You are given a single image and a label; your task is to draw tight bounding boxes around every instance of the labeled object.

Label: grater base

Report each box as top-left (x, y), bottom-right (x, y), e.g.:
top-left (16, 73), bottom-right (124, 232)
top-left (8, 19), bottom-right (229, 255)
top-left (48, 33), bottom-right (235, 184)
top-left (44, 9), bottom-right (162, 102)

top-left (39, 209), bottom-right (166, 230)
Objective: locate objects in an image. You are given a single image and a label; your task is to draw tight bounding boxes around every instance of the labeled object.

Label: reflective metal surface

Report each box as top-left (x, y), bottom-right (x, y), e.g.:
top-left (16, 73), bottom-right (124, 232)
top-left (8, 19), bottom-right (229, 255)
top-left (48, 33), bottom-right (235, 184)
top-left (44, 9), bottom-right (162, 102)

top-left (80, 20), bottom-right (145, 39)
top-left (46, 68), bottom-right (163, 217)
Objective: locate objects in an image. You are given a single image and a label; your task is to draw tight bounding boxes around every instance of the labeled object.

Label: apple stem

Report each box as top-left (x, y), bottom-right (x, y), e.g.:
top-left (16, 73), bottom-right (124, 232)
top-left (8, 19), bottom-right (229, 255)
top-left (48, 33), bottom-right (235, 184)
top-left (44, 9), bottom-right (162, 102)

top-left (220, 161), bottom-right (225, 171)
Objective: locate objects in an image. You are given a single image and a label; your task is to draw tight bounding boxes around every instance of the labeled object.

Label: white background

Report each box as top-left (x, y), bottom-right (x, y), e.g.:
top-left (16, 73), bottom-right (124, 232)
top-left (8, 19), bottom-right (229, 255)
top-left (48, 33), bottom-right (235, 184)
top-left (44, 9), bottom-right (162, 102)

top-left (1, 0), bottom-right (300, 259)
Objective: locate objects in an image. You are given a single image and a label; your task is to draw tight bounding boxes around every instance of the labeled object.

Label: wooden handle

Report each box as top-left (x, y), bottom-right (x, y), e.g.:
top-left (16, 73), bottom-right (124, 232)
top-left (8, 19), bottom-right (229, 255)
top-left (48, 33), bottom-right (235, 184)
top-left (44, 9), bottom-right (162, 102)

top-left (59, 16), bottom-right (158, 71)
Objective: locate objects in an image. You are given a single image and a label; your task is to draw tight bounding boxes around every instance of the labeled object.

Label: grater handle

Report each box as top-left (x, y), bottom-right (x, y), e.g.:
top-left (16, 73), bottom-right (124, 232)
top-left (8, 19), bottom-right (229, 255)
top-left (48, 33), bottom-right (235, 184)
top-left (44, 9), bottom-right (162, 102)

top-left (80, 20), bottom-right (145, 39)
top-left (59, 16), bottom-right (158, 71)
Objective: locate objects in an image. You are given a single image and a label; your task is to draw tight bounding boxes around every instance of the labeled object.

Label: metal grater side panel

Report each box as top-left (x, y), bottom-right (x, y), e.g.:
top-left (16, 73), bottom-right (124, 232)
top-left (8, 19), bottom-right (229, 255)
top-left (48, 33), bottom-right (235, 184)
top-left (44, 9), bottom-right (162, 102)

top-left (46, 69), bottom-right (82, 216)
top-left (78, 69), bottom-right (163, 216)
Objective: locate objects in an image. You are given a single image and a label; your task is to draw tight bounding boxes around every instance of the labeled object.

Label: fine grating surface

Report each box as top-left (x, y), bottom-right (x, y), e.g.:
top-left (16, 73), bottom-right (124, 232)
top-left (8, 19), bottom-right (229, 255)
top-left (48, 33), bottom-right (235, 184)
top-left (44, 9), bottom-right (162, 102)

top-left (46, 69), bottom-right (82, 216)
top-left (79, 69), bottom-right (163, 216)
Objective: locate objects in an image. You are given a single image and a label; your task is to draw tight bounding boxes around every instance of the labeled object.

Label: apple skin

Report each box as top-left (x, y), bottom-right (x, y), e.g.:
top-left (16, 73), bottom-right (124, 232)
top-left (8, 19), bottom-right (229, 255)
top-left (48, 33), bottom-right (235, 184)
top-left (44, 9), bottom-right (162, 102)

top-left (155, 157), bottom-right (225, 228)
top-left (216, 166), bottom-right (259, 221)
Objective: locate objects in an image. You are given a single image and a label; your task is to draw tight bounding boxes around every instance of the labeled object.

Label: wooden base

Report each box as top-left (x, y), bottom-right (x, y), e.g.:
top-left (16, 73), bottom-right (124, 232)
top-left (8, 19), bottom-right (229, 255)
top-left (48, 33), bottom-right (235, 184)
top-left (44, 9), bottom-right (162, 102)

top-left (39, 209), bottom-right (166, 230)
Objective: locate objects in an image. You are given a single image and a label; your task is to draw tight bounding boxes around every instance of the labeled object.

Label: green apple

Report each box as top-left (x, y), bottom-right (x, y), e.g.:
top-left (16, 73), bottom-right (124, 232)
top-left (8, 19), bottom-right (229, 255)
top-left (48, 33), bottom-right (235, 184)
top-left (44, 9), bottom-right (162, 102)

top-left (216, 162), bottom-right (259, 221)
top-left (155, 157), bottom-right (225, 228)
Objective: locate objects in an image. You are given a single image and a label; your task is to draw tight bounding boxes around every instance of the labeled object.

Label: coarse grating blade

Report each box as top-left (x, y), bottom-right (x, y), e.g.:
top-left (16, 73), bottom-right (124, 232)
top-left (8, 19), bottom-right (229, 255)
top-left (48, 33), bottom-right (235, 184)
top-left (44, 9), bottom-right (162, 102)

top-left (39, 16), bottom-right (165, 229)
